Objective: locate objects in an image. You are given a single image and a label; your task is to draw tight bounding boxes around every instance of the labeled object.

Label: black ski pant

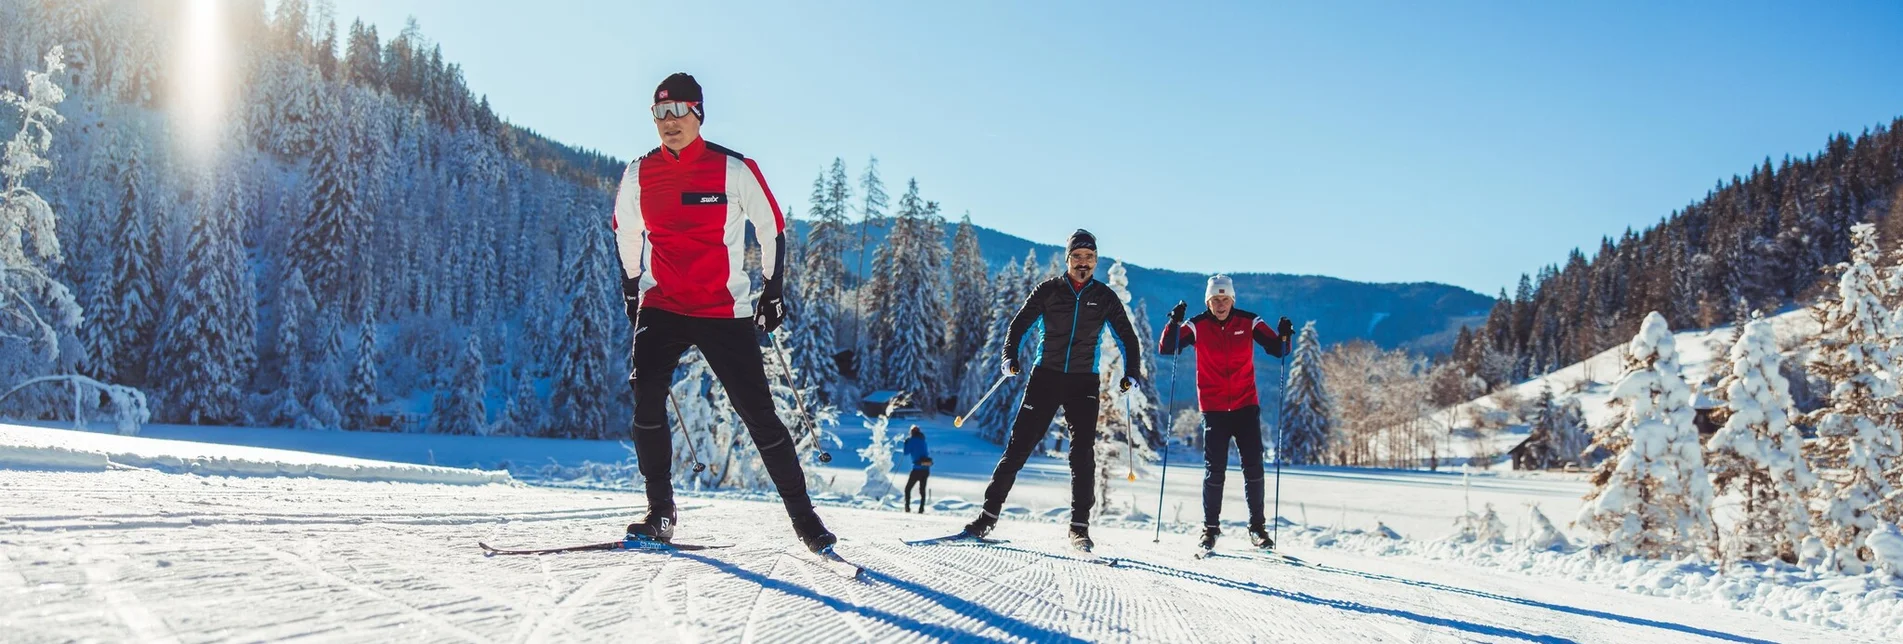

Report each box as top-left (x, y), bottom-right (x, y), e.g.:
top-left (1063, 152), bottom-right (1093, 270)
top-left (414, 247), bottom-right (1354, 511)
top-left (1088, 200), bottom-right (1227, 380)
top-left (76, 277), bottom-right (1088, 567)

top-left (905, 467), bottom-right (930, 512)
top-left (628, 307), bottom-right (816, 522)
top-left (1202, 405), bottom-right (1267, 529)
top-left (981, 367), bottom-right (1101, 524)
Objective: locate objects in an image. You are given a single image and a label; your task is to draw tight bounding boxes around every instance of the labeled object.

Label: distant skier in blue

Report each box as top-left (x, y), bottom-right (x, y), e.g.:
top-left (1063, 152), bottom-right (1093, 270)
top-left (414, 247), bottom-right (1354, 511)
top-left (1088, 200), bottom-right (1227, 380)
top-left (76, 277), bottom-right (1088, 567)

top-left (902, 425), bottom-right (933, 513)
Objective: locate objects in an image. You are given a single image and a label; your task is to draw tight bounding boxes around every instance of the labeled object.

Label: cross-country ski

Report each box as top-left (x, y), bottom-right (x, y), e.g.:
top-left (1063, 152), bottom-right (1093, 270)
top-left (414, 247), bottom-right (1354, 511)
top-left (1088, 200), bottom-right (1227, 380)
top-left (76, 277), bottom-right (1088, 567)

top-left (477, 538), bottom-right (735, 556)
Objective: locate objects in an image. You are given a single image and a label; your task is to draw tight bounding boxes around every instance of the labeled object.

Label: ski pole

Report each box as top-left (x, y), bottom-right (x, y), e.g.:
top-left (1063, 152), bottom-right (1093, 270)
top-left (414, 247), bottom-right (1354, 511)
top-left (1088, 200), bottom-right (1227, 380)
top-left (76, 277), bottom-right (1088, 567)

top-left (665, 390), bottom-right (708, 474)
top-left (767, 331), bottom-right (834, 463)
top-left (1154, 353), bottom-right (1178, 542)
top-left (955, 373), bottom-right (1011, 428)
top-left (1272, 346), bottom-right (1289, 544)
top-left (1126, 390), bottom-right (1138, 482)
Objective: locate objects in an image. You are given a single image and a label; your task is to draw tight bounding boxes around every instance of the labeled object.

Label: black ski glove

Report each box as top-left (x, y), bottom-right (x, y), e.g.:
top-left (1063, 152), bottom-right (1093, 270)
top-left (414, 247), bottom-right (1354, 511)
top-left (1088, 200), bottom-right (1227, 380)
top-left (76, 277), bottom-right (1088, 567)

top-left (1119, 374), bottom-right (1139, 393)
top-left (754, 279), bottom-right (786, 334)
top-left (1277, 316), bottom-right (1294, 339)
top-left (1001, 353), bottom-right (1021, 377)
top-left (1168, 300), bottom-right (1188, 325)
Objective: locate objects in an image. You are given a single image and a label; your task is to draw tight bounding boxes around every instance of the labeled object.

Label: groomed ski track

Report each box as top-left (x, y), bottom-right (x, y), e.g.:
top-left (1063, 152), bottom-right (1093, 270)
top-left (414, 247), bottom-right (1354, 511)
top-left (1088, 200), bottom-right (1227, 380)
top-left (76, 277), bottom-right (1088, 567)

top-left (0, 470), bottom-right (1863, 643)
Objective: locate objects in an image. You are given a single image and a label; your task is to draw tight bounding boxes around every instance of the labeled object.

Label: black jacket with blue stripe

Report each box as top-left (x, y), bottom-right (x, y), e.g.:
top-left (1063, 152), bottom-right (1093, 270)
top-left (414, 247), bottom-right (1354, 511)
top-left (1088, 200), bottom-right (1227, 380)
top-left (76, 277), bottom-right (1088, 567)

top-left (1005, 276), bottom-right (1143, 378)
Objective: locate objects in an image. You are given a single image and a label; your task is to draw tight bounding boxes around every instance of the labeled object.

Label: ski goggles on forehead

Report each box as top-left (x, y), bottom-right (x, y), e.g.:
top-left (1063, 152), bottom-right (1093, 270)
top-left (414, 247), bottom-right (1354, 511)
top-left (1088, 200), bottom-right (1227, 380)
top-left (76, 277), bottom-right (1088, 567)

top-left (651, 101), bottom-right (700, 120)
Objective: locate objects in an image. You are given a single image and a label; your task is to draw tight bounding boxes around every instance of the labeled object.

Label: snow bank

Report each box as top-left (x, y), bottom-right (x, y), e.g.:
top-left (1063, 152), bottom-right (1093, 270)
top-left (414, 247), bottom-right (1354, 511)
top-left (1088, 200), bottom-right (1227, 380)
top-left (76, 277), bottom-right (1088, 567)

top-left (0, 424), bottom-right (513, 485)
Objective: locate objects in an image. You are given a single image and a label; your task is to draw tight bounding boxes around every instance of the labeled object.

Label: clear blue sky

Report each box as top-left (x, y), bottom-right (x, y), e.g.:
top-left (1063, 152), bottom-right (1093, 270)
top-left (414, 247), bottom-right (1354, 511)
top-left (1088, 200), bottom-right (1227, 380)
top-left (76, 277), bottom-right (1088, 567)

top-left (329, 0), bottom-right (1903, 295)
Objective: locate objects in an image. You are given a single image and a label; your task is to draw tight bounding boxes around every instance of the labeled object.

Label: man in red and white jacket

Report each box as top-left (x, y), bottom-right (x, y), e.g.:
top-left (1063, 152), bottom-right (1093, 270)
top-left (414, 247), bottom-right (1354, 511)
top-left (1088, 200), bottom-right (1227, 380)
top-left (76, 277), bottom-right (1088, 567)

top-left (613, 73), bottom-right (834, 553)
top-left (1159, 274), bottom-right (1293, 552)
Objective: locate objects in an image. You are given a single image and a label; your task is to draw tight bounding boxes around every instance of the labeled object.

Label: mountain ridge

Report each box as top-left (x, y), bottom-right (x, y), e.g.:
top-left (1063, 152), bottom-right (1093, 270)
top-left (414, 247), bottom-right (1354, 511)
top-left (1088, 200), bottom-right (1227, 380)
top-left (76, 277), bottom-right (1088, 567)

top-left (790, 218), bottom-right (1492, 353)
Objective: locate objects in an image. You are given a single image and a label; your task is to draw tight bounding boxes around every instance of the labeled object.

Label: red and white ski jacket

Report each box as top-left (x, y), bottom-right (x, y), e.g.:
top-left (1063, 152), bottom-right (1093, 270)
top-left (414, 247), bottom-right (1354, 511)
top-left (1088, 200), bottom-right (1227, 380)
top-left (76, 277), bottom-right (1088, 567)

top-left (1159, 309), bottom-right (1287, 413)
top-left (611, 136), bottom-right (786, 319)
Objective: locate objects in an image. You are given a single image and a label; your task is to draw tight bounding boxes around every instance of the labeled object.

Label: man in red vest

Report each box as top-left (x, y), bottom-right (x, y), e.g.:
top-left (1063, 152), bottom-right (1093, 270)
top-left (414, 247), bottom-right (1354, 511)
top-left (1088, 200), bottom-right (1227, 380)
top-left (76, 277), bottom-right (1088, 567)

top-left (612, 73), bottom-right (834, 553)
top-left (1159, 274), bottom-right (1293, 552)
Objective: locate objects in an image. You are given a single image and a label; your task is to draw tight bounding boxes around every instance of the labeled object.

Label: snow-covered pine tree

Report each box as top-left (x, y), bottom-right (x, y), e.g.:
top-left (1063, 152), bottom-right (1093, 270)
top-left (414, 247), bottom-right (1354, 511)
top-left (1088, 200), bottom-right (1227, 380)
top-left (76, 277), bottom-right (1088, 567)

top-left (84, 130), bottom-right (159, 386)
top-left (857, 407), bottom-right (902, 500)
top-left (857, 217), bottom-right (898, 387)
top-left (430, 332), bottom-right (486, 435)
top-left (800, 164), bottom-right (851, 314)
top-left (1280, 321), bottom-right (1332, 465)
top-left (1553, 394), bottom-right (1590, 466)
top-left (491, 366), bottom-right (539, 437)
top-left (945, 215), bottom-right (991, 390)
top-left (1128, 297), bottom-right (1165, 447)
top-left (1700, 298), bottom-right (1751, 400)
top-left (1095, 261), bottom-right (1157, 463)
top-left (960, 257), bottom-right (1027, 443)
top-left (784, 239), bottom-right (844, 405)
top-left (288, 95), bottom-right (364, 314)
top-left (1524, 385), bottom-right (1562, 469)
top-left (153, 169), bottom-right (249, 425)
top-left (1804, 222), bottom-right (1903, 574)
top-left (874, 179), bottom-right (948, 408)
top-left (344, 310), bottom-right (379, 430)
top-left (548, 220), bottom-right (617, 440)
top-left (1576, 311), bottom-right (1718, 560)
top-left (0, 46), bottom-right (95, 419)
top-left (266, 268), bottom-right (315, 427)
top-left (304, 310), bottom-right (346, 430)
top-left (850, 158), bottom-right (886, 381)
top-left (1707, 318), bottom-right (1814, 563)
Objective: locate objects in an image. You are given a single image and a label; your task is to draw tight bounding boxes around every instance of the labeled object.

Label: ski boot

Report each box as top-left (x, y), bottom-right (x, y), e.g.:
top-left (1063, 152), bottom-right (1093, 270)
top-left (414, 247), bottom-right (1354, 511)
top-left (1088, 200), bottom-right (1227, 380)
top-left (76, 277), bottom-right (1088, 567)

top-left (1249, 524), bottom-right (1275, 550)
top-left (626, 508), bottom-right (678, 544)
top-left (1198, 526), bottom-right (1221, 552)
top-left (1068, 523), bottom-right (1095, 552)
top-left (792, 512), bottom-right (838, 554)
top-left (964, 510), bottom-right (999, 539)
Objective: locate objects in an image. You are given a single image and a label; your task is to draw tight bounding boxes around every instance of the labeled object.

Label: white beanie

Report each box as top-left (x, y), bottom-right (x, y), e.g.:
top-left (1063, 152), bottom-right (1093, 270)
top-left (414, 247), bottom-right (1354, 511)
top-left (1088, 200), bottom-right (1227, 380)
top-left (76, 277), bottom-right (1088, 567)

top-left (1205, 275), bottom-right (1235, 304)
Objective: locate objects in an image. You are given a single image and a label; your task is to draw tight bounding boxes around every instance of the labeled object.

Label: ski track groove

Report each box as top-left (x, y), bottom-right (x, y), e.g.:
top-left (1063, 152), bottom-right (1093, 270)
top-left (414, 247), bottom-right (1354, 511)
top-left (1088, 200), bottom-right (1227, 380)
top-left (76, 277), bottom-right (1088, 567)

top-left (249, 539), bottom-right (497, 644)
top-left (522, 562), bottom-right (631, 644)
top-left (82, 555), bottom-right (182, 644)
top-left (644, 555), bottom-right (691, 641)
top-left (919, 542), bottom-right (1063, 635)
top-left (739, 552), bottom-right (783, 644)
top-left (781, 549), bottom-right (875, 642)
top-left (881, 538), bottom-right (1075, 640)
top-left (1129, 550), bottom-right (1396, 642)
top-left (937, 540), bottom-right (1145, 640)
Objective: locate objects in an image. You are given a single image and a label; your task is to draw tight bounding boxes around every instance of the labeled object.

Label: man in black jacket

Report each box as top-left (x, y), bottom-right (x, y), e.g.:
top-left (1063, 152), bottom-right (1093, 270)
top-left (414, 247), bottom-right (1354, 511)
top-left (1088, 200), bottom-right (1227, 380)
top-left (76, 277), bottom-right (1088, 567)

top-left (964, 230), bottom-right (1143, 551)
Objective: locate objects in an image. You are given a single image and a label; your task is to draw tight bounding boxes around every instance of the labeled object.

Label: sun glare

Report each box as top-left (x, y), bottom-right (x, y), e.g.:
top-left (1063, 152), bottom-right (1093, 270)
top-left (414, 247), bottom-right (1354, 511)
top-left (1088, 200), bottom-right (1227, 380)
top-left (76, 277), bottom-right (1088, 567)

top-left (172, 0), bottom-right (231, 167)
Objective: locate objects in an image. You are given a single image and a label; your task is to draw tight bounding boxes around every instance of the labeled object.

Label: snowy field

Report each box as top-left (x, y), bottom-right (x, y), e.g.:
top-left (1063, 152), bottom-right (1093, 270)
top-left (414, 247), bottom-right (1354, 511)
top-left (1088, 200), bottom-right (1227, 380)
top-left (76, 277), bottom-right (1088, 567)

top-left (3, 424), bottom-right (1898, 642)
top-left (0, 469), bottom-right (1869, 643)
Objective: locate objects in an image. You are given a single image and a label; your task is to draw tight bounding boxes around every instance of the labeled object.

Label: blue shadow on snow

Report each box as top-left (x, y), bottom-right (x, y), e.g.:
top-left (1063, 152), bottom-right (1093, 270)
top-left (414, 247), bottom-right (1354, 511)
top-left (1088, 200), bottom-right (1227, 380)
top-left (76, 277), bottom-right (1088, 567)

top-left (673, 551), bottom-right (1089, 643)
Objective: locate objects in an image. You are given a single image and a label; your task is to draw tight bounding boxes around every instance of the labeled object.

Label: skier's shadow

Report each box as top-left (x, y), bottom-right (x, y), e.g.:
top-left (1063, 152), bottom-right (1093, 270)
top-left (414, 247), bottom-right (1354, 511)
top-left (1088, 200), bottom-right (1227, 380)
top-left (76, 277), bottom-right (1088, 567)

top-left (1228, 555), bottom-right (1775, 644)
top-left (1110, 553), bottom-right (1775, 644)
top-left (671, 551), bottom-right (1090, 643)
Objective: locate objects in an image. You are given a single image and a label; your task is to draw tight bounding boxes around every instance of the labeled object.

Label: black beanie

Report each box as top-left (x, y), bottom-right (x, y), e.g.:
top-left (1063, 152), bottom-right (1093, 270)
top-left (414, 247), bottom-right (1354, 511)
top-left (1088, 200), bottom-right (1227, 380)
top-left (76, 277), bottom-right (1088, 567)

top-left (1067, 229), bottom-right (1097, 253)
top-left (654, 73), bottom-right (704, 121)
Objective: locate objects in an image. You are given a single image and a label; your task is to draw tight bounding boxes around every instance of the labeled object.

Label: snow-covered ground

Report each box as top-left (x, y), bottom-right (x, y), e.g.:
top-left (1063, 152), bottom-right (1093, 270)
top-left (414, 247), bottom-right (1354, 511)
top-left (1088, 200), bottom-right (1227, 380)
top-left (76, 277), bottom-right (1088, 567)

top-left (1, 466), bottom-right (1871, 643)
top-left (4, 421), bottom-right (1897, 641)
